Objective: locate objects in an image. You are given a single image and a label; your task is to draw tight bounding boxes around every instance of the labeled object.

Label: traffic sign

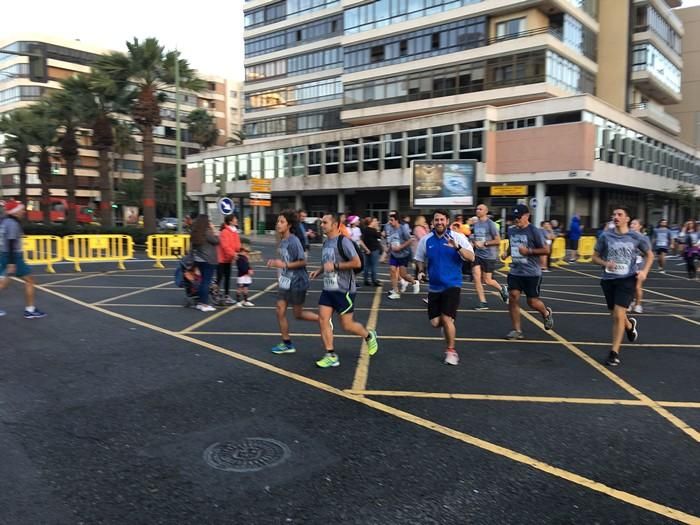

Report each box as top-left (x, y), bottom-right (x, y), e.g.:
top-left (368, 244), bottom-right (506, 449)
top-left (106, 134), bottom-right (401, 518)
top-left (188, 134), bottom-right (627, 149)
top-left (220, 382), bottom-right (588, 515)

top-left (250, 192), bottom-right (271, 200)
top-left (217, 197), bottom-right (235, 215)
top-left (250, 199), bottom-right (272, 207)
top-left (530, 197), bottom-right (538, 209)
top-left (490, 185), bottom-right (528, 196)
top-left (250, 179), bottom-right (272, 191)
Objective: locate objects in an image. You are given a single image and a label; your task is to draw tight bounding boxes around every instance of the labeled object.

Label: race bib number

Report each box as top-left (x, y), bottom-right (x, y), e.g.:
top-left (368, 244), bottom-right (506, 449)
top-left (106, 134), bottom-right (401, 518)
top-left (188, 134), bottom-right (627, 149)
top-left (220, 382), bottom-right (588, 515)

top-left (511, 244), bottom-right (525, 259)
top-left (657, 239), bottom-right (667, 247)
top-left (278, 275), bottom-right (291, 290)
top-left (324, 272), bottom-right (339, 291)
top-left (605, 262), bottom-right (629, 275)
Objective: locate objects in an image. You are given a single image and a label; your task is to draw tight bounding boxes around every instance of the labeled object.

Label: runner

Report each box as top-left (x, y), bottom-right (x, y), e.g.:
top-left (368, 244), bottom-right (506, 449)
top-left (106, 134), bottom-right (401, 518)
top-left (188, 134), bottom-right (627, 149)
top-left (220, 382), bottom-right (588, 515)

top-left (309, 213), bottom-right (378, 368)
top-left (471, 204), bottom-right (508, 309)
top-left (501, 204), bottom-right (554, 339)
top-left (385, 212), bottom-right (419, 300)
top-left (592, 207), bottom-right (652, 366)
top-left (0, 200), bottom-right (47, 318)
top-left (267, 209), bottom-right (319, 354)
top-left (628, 219), bottom-right (649, 314)
top-left (415, 209), bottom-right (475, 365)
top-left (651, 218), bottom-right (672, 273)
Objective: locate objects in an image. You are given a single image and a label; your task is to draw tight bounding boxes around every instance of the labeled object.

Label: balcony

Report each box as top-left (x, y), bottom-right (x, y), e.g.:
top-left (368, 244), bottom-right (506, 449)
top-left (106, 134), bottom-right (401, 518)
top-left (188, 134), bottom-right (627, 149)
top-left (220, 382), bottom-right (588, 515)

top-left (630, 69), bottom-right (681, 105)
top-left (628, 101), bottom-right (681, 135)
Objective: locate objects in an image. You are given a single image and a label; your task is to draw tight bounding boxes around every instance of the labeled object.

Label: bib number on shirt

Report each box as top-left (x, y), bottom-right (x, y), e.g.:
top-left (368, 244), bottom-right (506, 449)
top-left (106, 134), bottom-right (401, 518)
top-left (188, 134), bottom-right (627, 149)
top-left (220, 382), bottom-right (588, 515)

top-left (657, 239), bottom-right (667, 247)
top-left (324, 272), bottom-right (339, 291)
top-left (511, 244), bottom-right (525, 259)
top-left (605, 262), bottom-right (629, 276)
top-left (278, 275), bottom-right (291, 290)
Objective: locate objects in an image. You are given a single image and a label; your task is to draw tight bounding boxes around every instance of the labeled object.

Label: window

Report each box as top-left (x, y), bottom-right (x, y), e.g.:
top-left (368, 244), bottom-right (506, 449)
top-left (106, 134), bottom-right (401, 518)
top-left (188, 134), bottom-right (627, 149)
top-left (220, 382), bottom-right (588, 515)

top-left (370, 45), bottom-right (385, 63)
top-left (496, 18), bottom-right (525, 39)
top-left (343, 139), bottom-right (359, 173)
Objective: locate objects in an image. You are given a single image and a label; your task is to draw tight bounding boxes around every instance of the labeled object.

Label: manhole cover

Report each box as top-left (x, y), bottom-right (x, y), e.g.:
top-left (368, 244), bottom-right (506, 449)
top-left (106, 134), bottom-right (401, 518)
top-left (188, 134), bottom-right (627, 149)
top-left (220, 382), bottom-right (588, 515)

top-left (203, 438), bottom-right (290, 472)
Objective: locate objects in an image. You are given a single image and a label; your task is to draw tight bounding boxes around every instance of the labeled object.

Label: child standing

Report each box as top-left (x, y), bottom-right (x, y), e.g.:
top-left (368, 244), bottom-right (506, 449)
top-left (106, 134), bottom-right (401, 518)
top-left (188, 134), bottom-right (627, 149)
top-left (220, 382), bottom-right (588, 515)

top-left (236, 246), bottom-right (255, 306)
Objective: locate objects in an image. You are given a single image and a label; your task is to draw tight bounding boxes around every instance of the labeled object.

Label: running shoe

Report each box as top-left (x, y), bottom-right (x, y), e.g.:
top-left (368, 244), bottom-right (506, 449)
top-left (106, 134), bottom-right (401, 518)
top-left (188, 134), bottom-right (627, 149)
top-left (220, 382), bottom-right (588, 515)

top-left (388, 291), bottom-right (401, 300)
top-left (24, 308), bottom-right (47, 319)
top-left (505, 329), bottom-right (524, 340)
top-left (224, 295), bottom-right (236, 305)
top-left (366, 330), bottom-right (378, 356)
top-left (626, 317), bottom-right (638, 343)
top-left (196, 303), bottom-right (216, 312)
top-left (473, 302), bottom-right (489, 310)
top-left (659, 269), bottom-right (665, 274)
top-left (400, 279), bottom-right (408, 293)
top-left (412, 280), bottom-right (420, 294)
top-left (316, 353), bottom-right (340, 368)
top-left (541, 268), bottom-right (552, 273)
top-left (271, 342), bottom-right (296, 354)
top-left (422, 297), bottom-right (429, 305)
top-left (444, 349), bottom-right (459, 366)
top-left (499, 284), bottom-right (509, 303)
top-left (605, 351), bottom-right (620, 366)
top-left (633, 304), bottom-right (643, 314)
top-left (543, 307), bottom-right (554, 330)
top-left (372, 281), bottom-right (382, 287)
top-left (0, 309), bottom-right (6, 317)
top-left (242, 301), bottom-right (255, 307)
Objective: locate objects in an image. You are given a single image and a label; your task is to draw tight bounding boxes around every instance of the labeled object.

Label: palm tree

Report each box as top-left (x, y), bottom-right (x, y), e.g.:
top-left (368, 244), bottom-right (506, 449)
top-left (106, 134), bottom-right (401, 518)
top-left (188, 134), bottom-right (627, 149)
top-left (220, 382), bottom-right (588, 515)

top-left (113, 121), bottom-right (136, 186)
top-left (186, 108), bottom-right (219, 150)
top-left (226, 129), bottom-right (245, 146)
top-left (96, 38), bottom-right (203, 234)
top-left (29, 103), bottom-right (58, 224)
top-left (0, 108), bottom-right (36, 207)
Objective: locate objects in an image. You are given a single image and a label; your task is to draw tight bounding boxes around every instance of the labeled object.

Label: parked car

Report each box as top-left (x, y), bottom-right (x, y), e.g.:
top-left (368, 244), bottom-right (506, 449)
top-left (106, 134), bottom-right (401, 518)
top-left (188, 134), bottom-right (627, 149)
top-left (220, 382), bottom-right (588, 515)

top-left (158, 217), bottom-right (178, 231)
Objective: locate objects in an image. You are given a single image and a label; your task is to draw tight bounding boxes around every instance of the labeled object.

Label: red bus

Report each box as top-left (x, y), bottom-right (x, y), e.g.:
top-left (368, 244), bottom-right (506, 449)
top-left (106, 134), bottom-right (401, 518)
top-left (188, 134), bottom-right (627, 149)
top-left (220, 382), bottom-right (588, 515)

top-left (26, 198), bottom-right (96, 224)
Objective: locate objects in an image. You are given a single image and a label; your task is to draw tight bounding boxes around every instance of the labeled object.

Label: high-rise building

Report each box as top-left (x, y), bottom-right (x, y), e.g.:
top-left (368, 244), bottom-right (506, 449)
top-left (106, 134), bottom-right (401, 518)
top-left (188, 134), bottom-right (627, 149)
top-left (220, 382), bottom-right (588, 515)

top-left (187, 0), bottom-right (699, 228)
top-left (0, 35), bottom-right (243, 217)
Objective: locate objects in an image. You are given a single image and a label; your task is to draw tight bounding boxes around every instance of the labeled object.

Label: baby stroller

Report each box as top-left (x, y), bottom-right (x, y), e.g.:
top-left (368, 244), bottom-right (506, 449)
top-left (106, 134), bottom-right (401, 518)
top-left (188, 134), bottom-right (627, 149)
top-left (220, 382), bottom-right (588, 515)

top-left (174, 252), bottom-right (224, 308)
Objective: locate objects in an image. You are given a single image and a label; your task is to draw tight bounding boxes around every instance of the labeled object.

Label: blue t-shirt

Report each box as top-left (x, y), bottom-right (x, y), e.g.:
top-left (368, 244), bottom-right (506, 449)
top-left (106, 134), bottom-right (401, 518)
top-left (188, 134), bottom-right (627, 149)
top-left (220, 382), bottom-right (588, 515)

top-left (594, 230), bottom-right (651, 280)
top-left (321, 235), bottom-right (358, 293)
top-left (415, 230), bottom-right (474, 292)
top-left (471, 219), bottom-right (499, 260)
top-left (384, 223), bottom-right (412, 259)
top-left (0, 217), bottom-right (23, 254)
top-left (279, 235), bottom-right (309, 291)
top-left (652, 227), bottom-right (672, 249)
top-left (507, 224), bottom-right (546, 277)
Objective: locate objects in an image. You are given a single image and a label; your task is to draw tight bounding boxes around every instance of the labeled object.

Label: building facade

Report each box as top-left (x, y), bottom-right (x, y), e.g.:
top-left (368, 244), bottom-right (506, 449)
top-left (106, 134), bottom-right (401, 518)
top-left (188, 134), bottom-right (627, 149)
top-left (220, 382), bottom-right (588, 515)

top-left (0, 35), bottom-right (242, 217)
top-left (187, 0), bottom-right (699, 229)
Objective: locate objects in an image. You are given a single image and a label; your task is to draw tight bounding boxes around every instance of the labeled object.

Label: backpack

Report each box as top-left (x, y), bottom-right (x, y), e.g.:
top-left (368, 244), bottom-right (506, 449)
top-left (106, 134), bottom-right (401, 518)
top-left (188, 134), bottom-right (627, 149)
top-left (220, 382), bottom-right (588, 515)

top-left (337, 236), bottom-right (364, 275)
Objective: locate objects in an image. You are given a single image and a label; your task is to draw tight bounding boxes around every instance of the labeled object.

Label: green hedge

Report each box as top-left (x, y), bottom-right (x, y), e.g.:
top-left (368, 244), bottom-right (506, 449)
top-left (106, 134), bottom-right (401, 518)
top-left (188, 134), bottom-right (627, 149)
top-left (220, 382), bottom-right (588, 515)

top-left (23, 224), bottom-right (148, 245)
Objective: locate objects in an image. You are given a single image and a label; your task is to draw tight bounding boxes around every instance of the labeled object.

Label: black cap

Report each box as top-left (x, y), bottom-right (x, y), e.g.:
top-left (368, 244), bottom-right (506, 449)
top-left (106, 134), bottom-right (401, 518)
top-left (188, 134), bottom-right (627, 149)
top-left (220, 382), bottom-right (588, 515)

top-left (512, 204), bottom-right (530, 218)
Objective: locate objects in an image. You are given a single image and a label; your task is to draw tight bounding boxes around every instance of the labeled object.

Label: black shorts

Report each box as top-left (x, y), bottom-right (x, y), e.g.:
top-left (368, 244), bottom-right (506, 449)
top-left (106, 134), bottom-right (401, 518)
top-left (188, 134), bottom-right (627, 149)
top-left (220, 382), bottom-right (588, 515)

top-left (427, 287), bottom-right (461, 320)
top-left (601, 276), bottom-right (637, 310)
top-left (277, 288), bottom-right (308, 306)
top-left (319, 290), bottom-right (356, 315)
top-left (568, 238), bottom-right (580, 250)
top-left (507, 274), bottom-right (542, 298)
top-left (474, 257), bottom-right (498, 274)
top-left (655, 247), bottom-right (668, 254)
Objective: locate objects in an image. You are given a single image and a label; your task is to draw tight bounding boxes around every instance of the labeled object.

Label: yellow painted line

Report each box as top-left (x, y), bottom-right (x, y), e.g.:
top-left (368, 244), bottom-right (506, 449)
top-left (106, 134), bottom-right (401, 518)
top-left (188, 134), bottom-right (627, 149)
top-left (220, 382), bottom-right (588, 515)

top-left (673, 314), bottom-right (700, 327)
top-left (179, 282), bottom-right (278, 333)
top-left (519, 309), bottom-right (700, 443)
top-left (351, 286), bottom-right (384, 394)
top-left (344, 390), bottom-right (700, 408)
top-left (30, 283), bottom-right (700, 523)
top-left (92, 281), bottom-right (173, 305)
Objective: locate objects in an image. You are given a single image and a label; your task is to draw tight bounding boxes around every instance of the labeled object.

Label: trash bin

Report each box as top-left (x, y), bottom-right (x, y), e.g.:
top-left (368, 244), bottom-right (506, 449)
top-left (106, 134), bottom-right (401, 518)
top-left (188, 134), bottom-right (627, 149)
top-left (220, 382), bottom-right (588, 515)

top-left (257, 221), bottom-right (265, 235)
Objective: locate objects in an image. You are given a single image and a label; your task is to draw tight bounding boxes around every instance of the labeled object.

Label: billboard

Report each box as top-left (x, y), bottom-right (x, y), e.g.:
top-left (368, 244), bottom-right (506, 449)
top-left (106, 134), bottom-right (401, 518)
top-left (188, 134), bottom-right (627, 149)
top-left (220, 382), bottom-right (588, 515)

top-left (411, 160), bottom-right (476, 208)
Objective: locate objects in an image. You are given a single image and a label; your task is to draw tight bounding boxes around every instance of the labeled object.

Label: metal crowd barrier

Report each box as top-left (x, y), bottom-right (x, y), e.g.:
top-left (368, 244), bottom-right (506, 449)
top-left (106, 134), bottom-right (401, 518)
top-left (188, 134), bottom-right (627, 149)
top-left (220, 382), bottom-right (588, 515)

top-left (23, 235), bottom-right (63, 273)
top-left (62, 234), bottom-right (134, 272)
top-left (498, 239), bottom-right (511, 272)
top-left (550, 237), bottom-right (568, 267)
top-left (146, 234), bottom-right (190, 268)
top-left (577, 236), bottom-right (596, 263)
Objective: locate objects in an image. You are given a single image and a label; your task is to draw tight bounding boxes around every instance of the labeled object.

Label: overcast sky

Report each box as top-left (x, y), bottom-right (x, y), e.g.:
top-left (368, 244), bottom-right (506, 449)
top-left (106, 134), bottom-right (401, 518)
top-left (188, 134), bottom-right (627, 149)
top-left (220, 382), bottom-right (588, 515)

top-left (5, 0), bottom-right (700, 82)
top-left (5, 0), bottom-right (245, 80)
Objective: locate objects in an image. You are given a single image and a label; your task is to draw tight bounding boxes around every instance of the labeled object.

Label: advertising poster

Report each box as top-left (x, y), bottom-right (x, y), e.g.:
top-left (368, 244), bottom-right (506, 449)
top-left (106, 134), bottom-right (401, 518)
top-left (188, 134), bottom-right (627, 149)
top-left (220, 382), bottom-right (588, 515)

top-left (123, 206), bottom-right (139, 225)
top-left (411, 160), bottom-right (476, 208)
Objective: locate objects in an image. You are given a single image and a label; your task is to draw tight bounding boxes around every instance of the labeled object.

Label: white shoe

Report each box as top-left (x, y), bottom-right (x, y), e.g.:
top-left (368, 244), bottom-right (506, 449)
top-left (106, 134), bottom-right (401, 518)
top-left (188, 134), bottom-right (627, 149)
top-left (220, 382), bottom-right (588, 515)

top-left (242, 301), bottom-right (255, 307)
top-left (400, 279), bottom-right (408, 293)
top-left (412, 281), bottom-right (420, 294)
top-left (388, 291), bottom-right (401, 300)
top-left (627, 302), bottom-right (634, 313)
top-left (633, 304), bottom-right (643, 314)
top-left (196, 303), bottom-right (216, 312)
top-left (444, 349), bottom-right (459, 366)
top-left (659, 269), bottom-right (665, 274)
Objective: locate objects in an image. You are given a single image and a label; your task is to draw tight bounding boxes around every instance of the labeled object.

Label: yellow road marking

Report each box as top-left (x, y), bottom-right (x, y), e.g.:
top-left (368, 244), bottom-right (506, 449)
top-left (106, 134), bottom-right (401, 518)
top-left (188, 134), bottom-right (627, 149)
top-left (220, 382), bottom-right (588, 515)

top-left (30, 283), bottom-right (700, 523)
top-left (179, 282), bottom-right (278, 333)
top-left (93, 281), bottom-right (174, 305)
top-left (519, 309), bottom-right (700, 443)
top-left (344, 390), bottom-right (700, 408)
top-left (351, 286), bottom-right (383, 394)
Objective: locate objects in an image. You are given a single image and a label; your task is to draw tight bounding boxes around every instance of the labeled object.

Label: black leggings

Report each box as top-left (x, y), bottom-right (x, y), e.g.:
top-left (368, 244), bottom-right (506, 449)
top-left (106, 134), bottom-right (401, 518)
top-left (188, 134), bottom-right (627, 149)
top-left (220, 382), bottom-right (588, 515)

top-left (686, 254), bottom-right (697, 279)
top-left (217, 262), bottom-right (232, 295)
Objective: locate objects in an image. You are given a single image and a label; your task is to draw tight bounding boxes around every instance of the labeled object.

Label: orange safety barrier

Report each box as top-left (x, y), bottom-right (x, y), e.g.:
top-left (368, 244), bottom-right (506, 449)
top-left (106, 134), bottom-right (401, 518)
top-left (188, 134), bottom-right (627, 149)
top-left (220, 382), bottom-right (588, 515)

top-left (578, 235), bottom-right (597, 263)
top-left (550, 237), bottom-right (568, 267)
top-left (23, 235), bottom-right (62, 273)
top-left (62, 235), bottom-right (134, 272)
top-left (146, 234), bottom-right (191, 268)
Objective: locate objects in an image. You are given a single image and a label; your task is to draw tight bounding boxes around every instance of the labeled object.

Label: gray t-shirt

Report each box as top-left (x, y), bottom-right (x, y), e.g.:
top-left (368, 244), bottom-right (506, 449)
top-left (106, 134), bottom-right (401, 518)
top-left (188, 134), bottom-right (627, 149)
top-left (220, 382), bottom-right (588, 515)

top-left (384, 223), bottom-right (412, 259)
top-left (321, 235), bottom-right (358, 293)
top-left (652, 227), bottom-right (672, 249)
top-left (507, 224), bottom-right (546, 277)
top-left (472, 219), bottom-right (499, 260)
top-left (595, 230), bottom-right (651, 280)
top-left (0, 217), bottom-right (22, 253)
top-left (279, 235), bottom-right (309, 291)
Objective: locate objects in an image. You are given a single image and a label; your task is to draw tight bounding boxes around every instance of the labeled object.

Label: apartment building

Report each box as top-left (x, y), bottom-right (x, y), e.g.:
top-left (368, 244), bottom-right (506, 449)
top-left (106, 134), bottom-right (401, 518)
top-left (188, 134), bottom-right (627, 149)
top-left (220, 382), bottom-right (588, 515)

top-left (0, 35), bottom-right (241, 213)
top-left (187, 0), bottom-right (699, 228)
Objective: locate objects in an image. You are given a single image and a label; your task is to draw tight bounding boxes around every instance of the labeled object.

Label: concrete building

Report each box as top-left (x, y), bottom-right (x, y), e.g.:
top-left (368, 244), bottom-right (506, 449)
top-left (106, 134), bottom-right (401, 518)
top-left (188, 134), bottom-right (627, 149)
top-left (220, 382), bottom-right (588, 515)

top-left (186, 0), bottom-right (700, 229)
top-left (0, 35), bottom-right (242, 215)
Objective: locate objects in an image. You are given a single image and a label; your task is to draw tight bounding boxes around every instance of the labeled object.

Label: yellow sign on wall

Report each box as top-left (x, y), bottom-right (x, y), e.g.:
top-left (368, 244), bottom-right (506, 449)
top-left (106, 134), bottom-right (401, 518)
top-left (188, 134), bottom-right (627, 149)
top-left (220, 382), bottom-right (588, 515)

top-left (490, 185), bottom-right (529, 196)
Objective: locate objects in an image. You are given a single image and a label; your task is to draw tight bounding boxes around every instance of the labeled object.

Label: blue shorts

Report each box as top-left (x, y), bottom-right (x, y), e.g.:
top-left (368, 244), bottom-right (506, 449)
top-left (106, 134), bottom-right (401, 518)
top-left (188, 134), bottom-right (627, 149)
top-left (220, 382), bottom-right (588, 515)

top-left (389, 255), bottom-right (410, 267)
top-left (0, 252), bottom-right (31, 277)
top-left (319, 290), bottom-right (356, 315)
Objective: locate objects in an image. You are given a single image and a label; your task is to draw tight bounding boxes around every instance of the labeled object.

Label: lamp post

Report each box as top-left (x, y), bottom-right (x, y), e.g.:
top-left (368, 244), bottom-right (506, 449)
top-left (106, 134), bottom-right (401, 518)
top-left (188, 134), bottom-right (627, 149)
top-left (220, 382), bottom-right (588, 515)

top-left (174, 50), bottom-right (183, 233)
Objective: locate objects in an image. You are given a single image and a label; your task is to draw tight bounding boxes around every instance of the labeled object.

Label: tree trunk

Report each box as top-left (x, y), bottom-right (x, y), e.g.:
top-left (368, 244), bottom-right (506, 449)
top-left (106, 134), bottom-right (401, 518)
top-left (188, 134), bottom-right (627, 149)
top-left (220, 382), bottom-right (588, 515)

top-left (141, 125), bottom-right (156, 234)
top-left (65, 155), bottom-right (77, 230)
top-left (38, 148), bottom-right (52, 224)
top-left (18, 161), bottom-right (28, 207)
top-left (98, 147), bottom-right (113, 227)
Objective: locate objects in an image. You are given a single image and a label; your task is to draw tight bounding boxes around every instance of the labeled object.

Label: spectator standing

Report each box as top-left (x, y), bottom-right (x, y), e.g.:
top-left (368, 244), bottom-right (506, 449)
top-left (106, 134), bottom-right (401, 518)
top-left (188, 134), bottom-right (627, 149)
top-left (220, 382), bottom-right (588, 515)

top-left (190, 214), bottom-right (220, 312)
top-left (216, 215), bottom-right (241, 305)
top-left (567, 214), bottom-right (582, 262)
top-left (361, 217), bottom-right (382, 286)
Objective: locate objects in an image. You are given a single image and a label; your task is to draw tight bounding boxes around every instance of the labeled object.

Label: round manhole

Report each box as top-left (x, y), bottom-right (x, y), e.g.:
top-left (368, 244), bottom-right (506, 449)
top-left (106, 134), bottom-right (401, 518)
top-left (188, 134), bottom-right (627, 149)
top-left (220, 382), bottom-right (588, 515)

top-left (203, 438), bottom-right (290, 472)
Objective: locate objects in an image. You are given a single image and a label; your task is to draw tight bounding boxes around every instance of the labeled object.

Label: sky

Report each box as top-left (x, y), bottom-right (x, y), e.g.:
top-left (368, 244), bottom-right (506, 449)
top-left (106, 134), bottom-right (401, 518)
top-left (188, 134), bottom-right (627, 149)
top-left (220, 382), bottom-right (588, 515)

top-left (4, 0), bottom-right (245, 80)
top-left (5, 0), bottom-right (700, 82)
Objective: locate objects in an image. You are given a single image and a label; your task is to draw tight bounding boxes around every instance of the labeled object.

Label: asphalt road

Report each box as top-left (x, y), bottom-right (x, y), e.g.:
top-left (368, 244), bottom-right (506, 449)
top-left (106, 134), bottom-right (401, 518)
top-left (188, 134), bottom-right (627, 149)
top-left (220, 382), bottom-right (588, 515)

top-left (1, 244), bottom-right (699, 524)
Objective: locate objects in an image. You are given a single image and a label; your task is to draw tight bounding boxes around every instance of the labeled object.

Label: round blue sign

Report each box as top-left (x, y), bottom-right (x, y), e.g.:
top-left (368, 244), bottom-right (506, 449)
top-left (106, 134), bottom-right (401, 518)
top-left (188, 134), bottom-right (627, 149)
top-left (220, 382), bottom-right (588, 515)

top-left (218, 197), bottom-right (235, 215)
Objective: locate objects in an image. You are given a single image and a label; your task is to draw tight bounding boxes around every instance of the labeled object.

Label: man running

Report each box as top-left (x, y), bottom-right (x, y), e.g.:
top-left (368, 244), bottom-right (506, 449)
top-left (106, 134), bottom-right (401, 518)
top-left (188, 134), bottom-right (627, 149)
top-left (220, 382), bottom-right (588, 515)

top-left (471, 204), bottom-right (508, 309)
top-left (310, 213), bottom-right (378, 368)
top-left (385, 212), bottom-right (419, 299)
top-left (415, 209), bottom-right (475, 366)
top-left (651, 218), bottom-right (672, 273)
top-left (267, 209), bottom-right (319, 354)
top-left (501, 204), bottom-right (553, 339)
top-left (592, 207), bottom-right (652, 366)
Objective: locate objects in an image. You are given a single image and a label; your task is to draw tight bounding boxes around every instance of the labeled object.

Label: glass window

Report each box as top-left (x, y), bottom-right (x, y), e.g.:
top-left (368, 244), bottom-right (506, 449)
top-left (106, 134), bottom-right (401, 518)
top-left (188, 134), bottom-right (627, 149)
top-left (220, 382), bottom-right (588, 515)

top-left (496, 17), bottom-right (525, 39)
